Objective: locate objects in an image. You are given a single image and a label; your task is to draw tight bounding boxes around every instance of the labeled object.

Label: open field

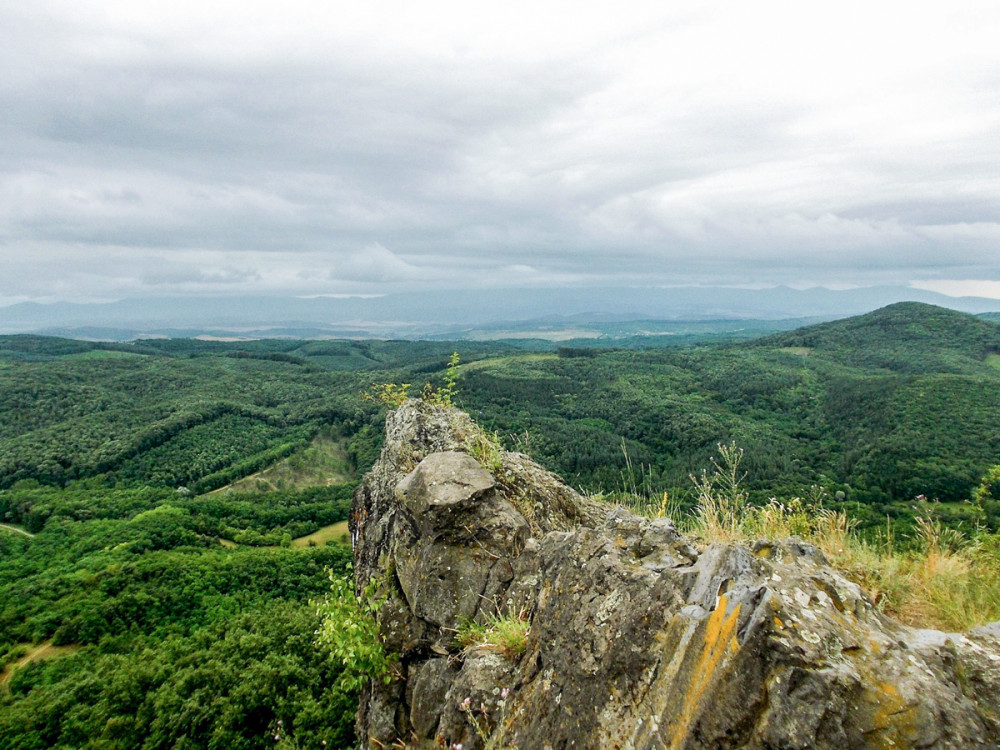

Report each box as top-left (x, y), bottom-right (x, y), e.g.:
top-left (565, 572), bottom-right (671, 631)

top-left (291, 521), bottom-right (350, 548)
top-left (217, 521), bottom-right (351, 549)
top-left (458, 353), bottom-right (559, 372)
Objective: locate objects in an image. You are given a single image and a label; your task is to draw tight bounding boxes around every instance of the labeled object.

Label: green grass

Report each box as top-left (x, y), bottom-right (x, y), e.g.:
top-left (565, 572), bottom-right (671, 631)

top-left (69, 350), bottom-right (145, 360)
top-left (456, 611), bottom-right (531, 659)
top-left (458, 353), bottom-right (560, 373)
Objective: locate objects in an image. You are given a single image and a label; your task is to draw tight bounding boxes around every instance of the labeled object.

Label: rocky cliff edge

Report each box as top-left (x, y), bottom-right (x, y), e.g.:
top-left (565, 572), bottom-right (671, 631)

top-left (349, 400), bottom-right (1000, 749)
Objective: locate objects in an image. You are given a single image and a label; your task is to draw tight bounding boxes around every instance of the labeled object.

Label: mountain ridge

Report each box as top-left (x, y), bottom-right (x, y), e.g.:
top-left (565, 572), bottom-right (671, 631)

top-left (3, 286), bottom-right (999, 339)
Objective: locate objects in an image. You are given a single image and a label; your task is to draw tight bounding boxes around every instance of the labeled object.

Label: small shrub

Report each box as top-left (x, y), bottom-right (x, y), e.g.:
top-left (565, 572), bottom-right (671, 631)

top-left (0, 642), bottom-right (30, 670)
top-left (417, 352), bottom-right (464, 407)
top-left (974, 464), bottom-right (1000, 505)
top-left (365, 353), bottom-right (461, 411)
top-left (435, 351), bottom-right (461, 407)
top-left (314, 566), bottom-right (396, 691)
top-left (363, 383), bottom-right (411, 407)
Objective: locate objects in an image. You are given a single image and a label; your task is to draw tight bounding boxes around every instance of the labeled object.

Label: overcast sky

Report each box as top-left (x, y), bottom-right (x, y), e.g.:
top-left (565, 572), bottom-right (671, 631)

top-left (2, 0), bottom-right (999, 304)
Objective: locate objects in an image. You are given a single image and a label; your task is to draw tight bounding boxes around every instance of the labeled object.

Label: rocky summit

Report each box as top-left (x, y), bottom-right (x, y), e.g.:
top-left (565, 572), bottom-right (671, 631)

top-left (349, 400), bottom-right (1000, 750)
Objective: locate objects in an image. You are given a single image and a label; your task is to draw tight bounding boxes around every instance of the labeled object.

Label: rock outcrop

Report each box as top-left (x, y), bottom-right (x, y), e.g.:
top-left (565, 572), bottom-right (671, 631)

top-left (350, 401), bottom-right (1000, 749)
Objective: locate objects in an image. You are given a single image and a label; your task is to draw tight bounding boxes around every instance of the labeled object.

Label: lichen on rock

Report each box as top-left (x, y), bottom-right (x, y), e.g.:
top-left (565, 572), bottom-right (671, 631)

top-left (349, 400), bottom-right (1000, 749)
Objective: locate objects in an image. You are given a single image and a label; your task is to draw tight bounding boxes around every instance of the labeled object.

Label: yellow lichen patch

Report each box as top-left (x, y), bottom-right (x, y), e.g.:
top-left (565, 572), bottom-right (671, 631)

top-left (668, 595), bottom-right (742, 750)
top-left (857, 680), bottom-right (922, 749)
top-left (867, 637), bottom-right (887, 656)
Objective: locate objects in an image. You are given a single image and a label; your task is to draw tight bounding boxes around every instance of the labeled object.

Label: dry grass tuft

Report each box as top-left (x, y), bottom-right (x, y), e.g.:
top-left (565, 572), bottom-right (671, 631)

top-left (617, 443), bottom-right (1000, 632)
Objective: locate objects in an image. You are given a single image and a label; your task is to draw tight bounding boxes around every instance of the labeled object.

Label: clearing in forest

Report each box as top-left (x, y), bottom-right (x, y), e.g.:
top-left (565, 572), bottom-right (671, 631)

top-left (211, 431), bottom-right (352, 494)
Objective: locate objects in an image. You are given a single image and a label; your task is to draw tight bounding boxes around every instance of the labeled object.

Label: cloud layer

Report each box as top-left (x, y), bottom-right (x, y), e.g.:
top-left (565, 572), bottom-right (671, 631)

top-left (2, 0), bottom-right (999, 303)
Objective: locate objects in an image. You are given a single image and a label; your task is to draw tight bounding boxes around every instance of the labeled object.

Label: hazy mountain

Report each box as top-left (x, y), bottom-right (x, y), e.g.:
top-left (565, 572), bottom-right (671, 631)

top-left (1, 285), bottom-right (998, 339)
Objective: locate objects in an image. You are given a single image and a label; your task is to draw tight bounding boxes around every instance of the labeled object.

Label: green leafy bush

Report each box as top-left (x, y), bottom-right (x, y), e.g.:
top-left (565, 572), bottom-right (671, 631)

top-left (314, 567), bottom-right (396, 692)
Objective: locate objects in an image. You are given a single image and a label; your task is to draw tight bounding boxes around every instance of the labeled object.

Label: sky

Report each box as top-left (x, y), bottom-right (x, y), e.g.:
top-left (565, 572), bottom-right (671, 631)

top-left (2, 0), bottom-right (999, 305)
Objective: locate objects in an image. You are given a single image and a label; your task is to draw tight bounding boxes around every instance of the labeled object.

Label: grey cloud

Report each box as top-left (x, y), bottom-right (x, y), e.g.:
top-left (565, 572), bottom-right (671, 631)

top-left (140, 267), bottom-right (262, 286)
top-left (840, 199), bottom-right (1000, 226)
top-left (1, 2), bottom-right (998, 301)
top-left (328, 243), bottom-right (424, 283)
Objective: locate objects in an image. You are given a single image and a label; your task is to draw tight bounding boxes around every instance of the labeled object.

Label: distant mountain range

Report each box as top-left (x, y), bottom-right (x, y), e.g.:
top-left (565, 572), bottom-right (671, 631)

top-left (1, 285), bottom-right (998, 340)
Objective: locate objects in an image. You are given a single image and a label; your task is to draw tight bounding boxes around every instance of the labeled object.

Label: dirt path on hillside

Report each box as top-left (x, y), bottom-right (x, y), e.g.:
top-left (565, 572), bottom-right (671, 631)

top-left (1, 641), bottom-right (79, 688)
top-left (0, 523), bottom-right (33, 538)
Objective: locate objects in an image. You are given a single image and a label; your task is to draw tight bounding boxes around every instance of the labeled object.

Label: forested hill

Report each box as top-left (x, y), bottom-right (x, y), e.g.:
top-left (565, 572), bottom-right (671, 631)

top-left (3, 302), bottom-right (1000, 747)
top-left (0, 333), bottom-right (517, 369)
top-left (0, 336), bottom-right (519, 491)
top-left (761, 301), bottom-right (1000, 372)
top-left (453, 303), bottom-right (1000, 525)
top-left (2, 301), bottom-right (1000, 517)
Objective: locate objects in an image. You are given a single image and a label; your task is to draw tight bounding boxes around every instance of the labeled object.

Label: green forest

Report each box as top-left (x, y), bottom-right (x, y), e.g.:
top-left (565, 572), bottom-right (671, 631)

top-left (2, 301), bottom-right (1000, 748)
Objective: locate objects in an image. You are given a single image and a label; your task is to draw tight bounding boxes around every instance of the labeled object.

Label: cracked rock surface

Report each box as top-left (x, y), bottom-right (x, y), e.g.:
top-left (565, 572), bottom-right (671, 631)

top-left (350, 401), bottom-right (1000, 749)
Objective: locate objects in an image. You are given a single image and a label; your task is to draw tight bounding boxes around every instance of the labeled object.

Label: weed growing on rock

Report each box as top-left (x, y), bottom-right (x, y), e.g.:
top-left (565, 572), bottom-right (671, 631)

top-left (465, 429), bottom-right (505, 476)
top-left (435, 351), bottom-right (461, 407)
top-left (608, 489), bottom-right (685, 520)
top-left (456, 610), bottom-right (530, 659)
top-left (459, 687), bottom-right (514, 749)
top-left (364, 382), bottom-right (412, 407)
top-left (366, 353), bottom-right (461, 411)
top-left (690, 442), bottom-right (750, 541)
top-left (422, 351), bottom-right (462, 407)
